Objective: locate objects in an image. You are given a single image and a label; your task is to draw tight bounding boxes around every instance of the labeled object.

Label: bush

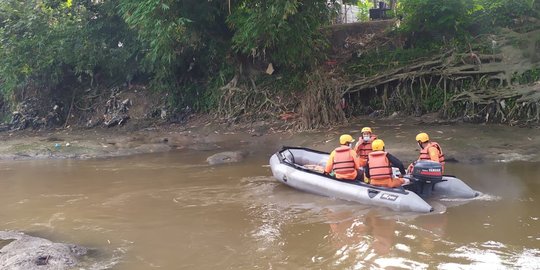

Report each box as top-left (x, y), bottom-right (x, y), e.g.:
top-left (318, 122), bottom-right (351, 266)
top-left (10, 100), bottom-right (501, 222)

top-left (0, 0), bottom-right (139, 97)
top-left (400, 0), bottom-right (472, 44)
top-left (228, 0), bottom-right (337, 71)
top-left (471, 0), bottom-right (538, 30)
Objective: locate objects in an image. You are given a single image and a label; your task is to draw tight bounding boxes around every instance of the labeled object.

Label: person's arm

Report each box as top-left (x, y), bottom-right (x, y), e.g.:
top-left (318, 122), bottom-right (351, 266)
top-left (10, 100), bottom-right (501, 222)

top-left (387, 153), bottom-right (406, 175)
top-left (325, 151), bottom-right (336, 174)
top-left (364, 164), bottom-right (370, 178)
top-left (353, 142), bottom-right (360, 154)
top-left (427, 147), bottom-right (440, 162)
top-left (351, 149), bottom-right (361, 170)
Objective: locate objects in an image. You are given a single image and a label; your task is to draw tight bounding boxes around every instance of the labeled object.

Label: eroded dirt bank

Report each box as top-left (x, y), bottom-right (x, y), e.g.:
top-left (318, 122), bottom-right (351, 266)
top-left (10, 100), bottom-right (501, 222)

top-left (0, 114), bottom-right (538, 164)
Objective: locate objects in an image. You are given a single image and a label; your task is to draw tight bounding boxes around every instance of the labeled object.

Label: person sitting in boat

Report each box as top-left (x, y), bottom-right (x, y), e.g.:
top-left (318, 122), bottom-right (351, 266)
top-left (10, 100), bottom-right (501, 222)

top-left (354, 126), bottom-right (377, 166)
top-left (324, 134), bottom-right (361, 181)
top-left (364, 139), bottom-right (407, 188)
top-left (408, 132), bottom-right (445, 173)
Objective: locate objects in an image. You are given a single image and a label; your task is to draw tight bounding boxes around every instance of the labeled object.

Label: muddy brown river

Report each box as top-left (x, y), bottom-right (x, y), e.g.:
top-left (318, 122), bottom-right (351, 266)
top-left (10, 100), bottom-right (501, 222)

top-left (0, 145), bottom-right (539, 269)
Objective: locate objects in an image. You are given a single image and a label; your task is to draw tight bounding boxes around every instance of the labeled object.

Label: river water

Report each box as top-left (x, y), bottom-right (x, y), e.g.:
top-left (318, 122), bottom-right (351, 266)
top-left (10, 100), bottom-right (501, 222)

top-left (0, 147), bottom-right (539, 269)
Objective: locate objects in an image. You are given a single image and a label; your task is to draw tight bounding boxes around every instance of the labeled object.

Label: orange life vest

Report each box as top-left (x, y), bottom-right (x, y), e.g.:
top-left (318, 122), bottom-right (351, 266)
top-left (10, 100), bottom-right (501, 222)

top-left (419, 142), bottom-right (445, 164)
top-left (355, 135), bottom-right (377, 160)
top-left (333, 146), bottom-right (356, 175)
top-left (367, 151), bottom-right (393, 180)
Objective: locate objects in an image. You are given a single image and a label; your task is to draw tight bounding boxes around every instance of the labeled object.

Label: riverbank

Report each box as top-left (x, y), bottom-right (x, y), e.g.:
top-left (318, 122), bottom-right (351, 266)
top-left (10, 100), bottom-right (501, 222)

top-left (0, 113), bottom-right (538, 164)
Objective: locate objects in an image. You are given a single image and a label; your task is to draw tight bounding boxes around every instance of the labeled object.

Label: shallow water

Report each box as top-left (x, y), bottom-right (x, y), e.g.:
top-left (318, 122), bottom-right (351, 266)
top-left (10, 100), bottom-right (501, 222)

top-left (0, 149), bottom-right (539, 269)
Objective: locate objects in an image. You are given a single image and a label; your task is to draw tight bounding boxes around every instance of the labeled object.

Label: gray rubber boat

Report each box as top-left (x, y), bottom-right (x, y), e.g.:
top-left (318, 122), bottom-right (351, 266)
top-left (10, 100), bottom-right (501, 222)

top-left (269, 147), bottom-right (479, 213)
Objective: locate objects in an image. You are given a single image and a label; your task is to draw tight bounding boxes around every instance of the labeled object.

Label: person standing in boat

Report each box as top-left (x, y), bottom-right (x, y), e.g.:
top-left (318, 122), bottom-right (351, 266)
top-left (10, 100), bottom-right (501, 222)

top-left (364, 139), bottom-right (407, 188)
top-left (324, 134), bottom-right (362, 181)
top-left (408, 132), bottom-right (446, 173)
top-left (354, 127), bottom-right (377, 166)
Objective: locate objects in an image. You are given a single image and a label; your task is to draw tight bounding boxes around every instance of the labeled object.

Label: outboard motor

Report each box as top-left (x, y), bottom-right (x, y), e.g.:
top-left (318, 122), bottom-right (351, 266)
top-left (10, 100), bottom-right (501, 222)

top-left (409, 161), bottom-right (445, 197)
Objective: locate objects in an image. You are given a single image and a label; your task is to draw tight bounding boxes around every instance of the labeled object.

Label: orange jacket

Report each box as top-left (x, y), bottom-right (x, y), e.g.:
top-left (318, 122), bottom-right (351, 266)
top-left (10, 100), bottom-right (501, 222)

top-left (419, 142), bottom-right (445, 164)
top-left (354, 135), bottom-right (377, 161)
top-left (325, 146), bottom-right (360, 180)
top-left (367, 151), bottom-right (405, 188)
top-left (367, 151), bottom-right (393, 180)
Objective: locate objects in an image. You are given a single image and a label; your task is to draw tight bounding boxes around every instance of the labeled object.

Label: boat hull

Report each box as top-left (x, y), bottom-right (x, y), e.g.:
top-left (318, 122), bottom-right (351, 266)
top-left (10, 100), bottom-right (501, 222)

top-left (269, 147), bottom-right (478, 213)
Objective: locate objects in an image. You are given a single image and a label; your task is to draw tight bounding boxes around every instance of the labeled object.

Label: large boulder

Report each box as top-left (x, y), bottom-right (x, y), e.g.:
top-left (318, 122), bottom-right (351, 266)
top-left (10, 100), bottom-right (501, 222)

top-left (206, 151), bottom-right (247, 165)
top-left (0, 231), bottom-right (87, 270)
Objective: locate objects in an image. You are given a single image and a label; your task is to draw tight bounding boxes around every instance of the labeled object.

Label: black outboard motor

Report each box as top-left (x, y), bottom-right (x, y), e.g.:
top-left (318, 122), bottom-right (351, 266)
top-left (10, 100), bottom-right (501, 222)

top-left (409, 161), bottom-right (445, 197)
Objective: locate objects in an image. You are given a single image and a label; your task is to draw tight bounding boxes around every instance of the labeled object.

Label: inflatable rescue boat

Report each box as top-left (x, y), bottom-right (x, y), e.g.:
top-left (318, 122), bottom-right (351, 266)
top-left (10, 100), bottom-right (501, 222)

top-left (269, 147), bottom-right (479, 213)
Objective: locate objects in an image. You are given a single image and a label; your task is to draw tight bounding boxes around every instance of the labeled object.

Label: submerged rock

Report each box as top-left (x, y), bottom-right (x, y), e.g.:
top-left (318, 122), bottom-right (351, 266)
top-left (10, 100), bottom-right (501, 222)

top-left (0, 231), bottom-right (87, 270)
top-left (206, 151), bottom-right (247, 165)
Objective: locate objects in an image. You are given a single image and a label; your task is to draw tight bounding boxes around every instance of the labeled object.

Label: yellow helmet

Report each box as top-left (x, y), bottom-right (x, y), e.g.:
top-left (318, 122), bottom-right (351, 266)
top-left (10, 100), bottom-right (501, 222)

top-left (361, 127), bottom-right (372, 134)
top-left (372, 139), bottom-right (385, 151)
top-left (339, 134), bottom-right (355, 145)
top-left (416, 132), bottom-right (430, 143)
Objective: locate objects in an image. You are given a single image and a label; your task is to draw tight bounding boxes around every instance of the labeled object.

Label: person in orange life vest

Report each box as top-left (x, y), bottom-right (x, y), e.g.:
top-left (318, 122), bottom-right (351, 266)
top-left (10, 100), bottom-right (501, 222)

top-left (324, 134), bottom-right (361, 181)
top-left (364, 139), bottom-right (407, 188)
top-left (354, 127), bottom-right (377, 167)
top-left (408, 132), bottom-right (446, 173)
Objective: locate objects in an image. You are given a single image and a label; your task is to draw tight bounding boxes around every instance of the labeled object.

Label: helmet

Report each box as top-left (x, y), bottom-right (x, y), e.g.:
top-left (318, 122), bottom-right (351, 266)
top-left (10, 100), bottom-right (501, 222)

top-left (372, 139), bottom-right (385, 151)
top-left (416, 132), bottom-right (429, 143)
top-left (339, 134), bottom-right (355, 145)
top-left (361, 127), bottom-right (372, 134)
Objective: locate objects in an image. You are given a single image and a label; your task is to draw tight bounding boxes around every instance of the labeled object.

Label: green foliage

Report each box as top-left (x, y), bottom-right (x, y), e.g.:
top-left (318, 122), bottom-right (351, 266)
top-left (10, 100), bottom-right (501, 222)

top-left (118, 0), bottom-right (238, 111)
top-left (369, 95), bottom-right (382, 109)
top-left (0, 0), bottom-right (139, 96)
top-left (0, 0), bottom-right (343, 114)
top-left (356, 0), bottom-right (374, 22)
top-left (511, 68), bottom-right (540, 84)
top-left (202, 64), bottom-right (237, 112)
top-left (422, 86), bottom-right (445, 112)
top-left (399, 0), bottom-right (473, 44)
top-left (0, 0), bottom-right (72, 93)
top-left (120, 1), bottom-right (186, 83)
top-left (397, 0), bottom-right (539, 47)
top-left (470, 0), bottom-right (538, 30)
top-left (228, 0), bottom-right (337, 70)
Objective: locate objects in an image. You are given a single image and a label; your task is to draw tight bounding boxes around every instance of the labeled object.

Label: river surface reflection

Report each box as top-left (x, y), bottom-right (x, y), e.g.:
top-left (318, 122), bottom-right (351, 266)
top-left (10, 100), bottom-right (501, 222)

top-left (0, 150), bottom-right (539, 269)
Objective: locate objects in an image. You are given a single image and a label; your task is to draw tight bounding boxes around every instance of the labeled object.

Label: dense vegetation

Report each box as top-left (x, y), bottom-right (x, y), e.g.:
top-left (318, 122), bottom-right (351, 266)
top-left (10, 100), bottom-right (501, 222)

top-left (0, 0), bottom-right (538, 128)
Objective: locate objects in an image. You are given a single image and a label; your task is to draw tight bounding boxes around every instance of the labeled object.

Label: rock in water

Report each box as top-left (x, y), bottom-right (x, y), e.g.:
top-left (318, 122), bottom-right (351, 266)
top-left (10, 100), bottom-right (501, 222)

top-left (0, 231), bottom-right (87, 270)
top-left (206, 151), bottom-right (247, 165)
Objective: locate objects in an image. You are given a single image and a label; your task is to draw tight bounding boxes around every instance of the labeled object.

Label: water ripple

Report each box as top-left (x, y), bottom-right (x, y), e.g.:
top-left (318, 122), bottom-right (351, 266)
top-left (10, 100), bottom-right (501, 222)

top-left (441, 242), bottom-right (540, 270)
top-left (440, 192), bottom-right (502, 202)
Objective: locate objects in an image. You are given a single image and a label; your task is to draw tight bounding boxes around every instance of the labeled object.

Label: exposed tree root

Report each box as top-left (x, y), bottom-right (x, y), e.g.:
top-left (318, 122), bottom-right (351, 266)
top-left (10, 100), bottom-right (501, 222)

top-left (217, 75), bottom-right (296, 124)
top-left (297, 71), bottom-right (347, 130)
top-left (217, 25), bottom-right (540, 128)
top-left (218, 72), bottom-right (348, 129)
top-left (343, 47), bottom-right (540, 125)
top-left (448, 82), bottom-right (540, 125)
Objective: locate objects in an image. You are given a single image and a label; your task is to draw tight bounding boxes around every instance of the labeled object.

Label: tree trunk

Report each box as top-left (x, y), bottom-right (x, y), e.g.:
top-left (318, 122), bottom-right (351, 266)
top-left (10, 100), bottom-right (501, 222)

top-left (390, 0), bottom-right (397, 10)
